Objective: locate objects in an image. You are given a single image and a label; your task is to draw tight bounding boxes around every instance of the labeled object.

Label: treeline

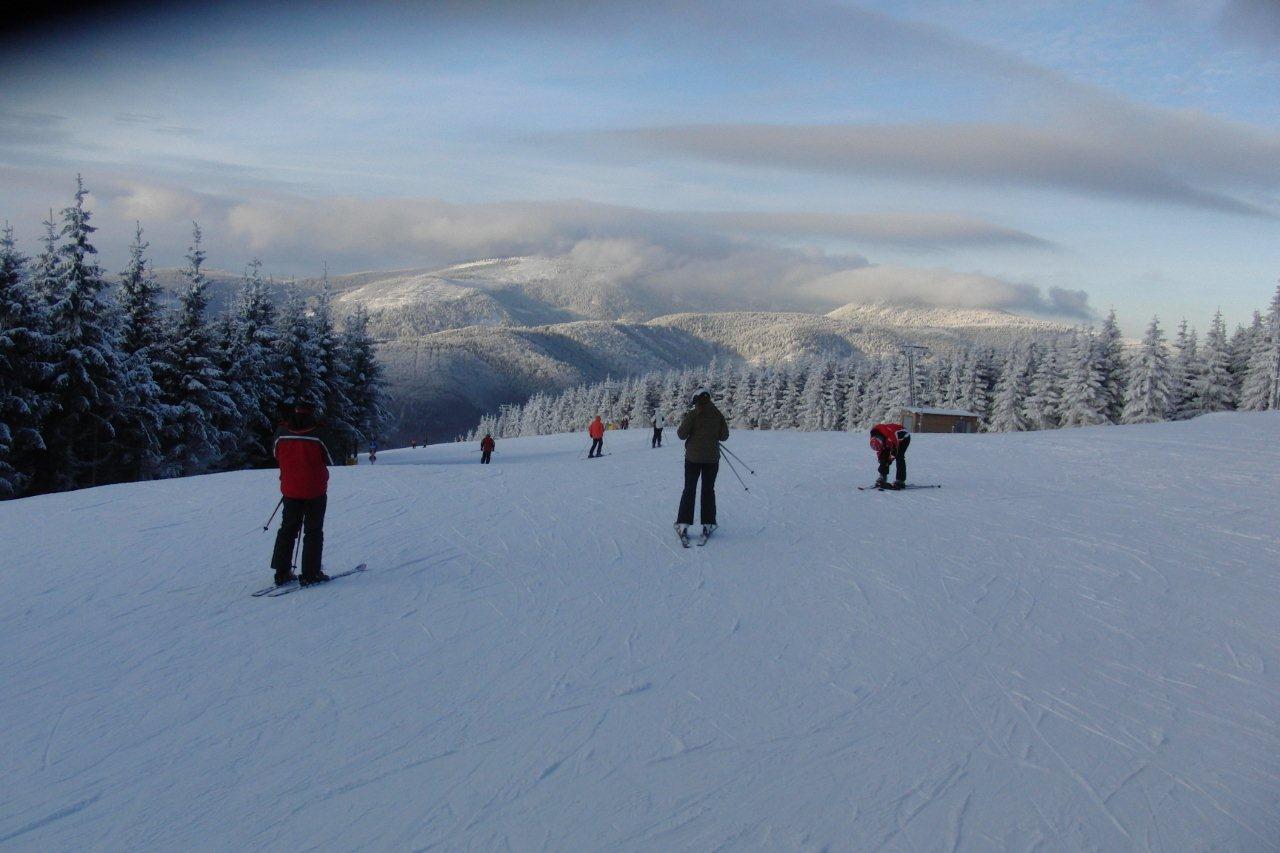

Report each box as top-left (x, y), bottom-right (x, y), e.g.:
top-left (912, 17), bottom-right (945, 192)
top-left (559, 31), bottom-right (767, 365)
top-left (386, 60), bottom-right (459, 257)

top-left (0, 177), bottom-right (388, 499)
top-left (470, 290), bottom-right (1280, 439)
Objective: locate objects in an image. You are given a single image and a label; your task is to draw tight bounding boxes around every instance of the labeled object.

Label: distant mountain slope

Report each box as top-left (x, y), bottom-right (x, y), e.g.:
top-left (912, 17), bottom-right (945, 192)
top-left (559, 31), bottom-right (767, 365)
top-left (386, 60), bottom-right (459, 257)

top-left (381, 322), bottom-right (727, 440)
top-left (380, 306), bottom-right (1072, 441)
top-left (148, 254), bottom-right (1077, 442)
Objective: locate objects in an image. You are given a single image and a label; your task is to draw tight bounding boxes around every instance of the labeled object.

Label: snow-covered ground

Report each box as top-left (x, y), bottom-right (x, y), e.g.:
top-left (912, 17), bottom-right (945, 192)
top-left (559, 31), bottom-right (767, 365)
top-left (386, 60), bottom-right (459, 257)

top-left (2, 415), bottom-right (1278, 849)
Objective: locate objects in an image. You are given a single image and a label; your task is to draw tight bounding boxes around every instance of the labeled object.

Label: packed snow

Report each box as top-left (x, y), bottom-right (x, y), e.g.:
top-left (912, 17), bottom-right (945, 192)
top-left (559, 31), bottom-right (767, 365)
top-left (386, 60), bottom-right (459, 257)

top-left (2, 414), bottom-right (1278, 849)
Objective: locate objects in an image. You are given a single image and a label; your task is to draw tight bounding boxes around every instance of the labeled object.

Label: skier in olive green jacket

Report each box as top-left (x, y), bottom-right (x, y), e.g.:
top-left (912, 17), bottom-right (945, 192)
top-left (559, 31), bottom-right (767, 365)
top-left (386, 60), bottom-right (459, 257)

top-left (675, 388), bottom-right (729, 543)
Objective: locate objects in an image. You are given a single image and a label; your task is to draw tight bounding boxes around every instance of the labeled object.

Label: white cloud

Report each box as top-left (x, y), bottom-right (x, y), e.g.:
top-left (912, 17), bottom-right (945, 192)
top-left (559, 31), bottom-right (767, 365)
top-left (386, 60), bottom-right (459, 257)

top-left (224, 193), bottom-right (1088, 318)
top-left (805, 265), bottom-right (1091, 319)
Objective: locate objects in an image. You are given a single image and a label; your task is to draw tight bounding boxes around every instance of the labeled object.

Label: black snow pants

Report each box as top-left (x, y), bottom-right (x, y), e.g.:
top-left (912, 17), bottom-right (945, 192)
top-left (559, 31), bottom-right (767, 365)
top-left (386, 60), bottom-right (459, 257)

top-left (677, 461), bottom-right (719, 526)
top-left (652, 427), bottom-right (663, 448)
top-left (481, 450), bottom-right (492, 463)
top-left (271, 495), bottom-right (327, 579)
top-left (877, 435), bottom-right (910, 484)
top-left (589, 438), bottom-right (604, 457)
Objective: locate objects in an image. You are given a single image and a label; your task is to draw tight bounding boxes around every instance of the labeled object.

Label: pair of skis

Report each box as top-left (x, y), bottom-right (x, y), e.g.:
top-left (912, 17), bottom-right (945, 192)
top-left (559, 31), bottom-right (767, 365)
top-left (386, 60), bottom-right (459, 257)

top-left (856, 483), bottom-right (942, 492)
top-left (676, 524), bottom-right (716, 548)
top-left (251, 563), bottom-right (368, 597)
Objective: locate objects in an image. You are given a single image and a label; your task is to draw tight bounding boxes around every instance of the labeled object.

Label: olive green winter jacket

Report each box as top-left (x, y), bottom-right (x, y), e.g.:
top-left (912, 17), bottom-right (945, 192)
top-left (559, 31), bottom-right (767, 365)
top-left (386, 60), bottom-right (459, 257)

top-left (677, 400), bottom-right (729, 464)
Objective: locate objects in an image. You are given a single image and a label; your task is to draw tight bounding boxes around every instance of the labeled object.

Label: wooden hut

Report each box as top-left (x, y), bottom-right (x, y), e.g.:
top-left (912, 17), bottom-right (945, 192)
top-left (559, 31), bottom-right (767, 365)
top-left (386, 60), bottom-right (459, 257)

top-left (900, 406), bottom-right (981, 434)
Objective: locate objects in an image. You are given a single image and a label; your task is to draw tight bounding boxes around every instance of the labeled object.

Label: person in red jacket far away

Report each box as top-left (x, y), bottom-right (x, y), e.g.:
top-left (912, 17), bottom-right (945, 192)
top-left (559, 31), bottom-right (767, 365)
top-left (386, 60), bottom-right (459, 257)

top-left (480, 433), bottom-right (495, 464)
top-left (587, 416), bottom-right (605, 458)
top-left (870, 422), bottom-right (911, 489)
top-left (270, 403), bottom-right (335, 587)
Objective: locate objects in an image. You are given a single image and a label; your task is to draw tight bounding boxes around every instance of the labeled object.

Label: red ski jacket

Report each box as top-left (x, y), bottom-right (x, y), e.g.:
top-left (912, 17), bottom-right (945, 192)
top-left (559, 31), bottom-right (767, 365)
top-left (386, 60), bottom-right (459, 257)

top-left (480, 436), bottom-right (495, 452)
top-left (588, 418), bottom-right (605, 439)
top-left (870, 423), bottom-right (910, 459)
top-left (274, 426), bottom-right (333, 499)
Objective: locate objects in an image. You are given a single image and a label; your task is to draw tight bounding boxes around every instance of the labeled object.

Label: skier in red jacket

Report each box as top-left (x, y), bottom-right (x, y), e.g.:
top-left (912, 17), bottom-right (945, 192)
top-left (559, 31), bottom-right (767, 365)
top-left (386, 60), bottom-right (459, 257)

top-left (587, 416), bottom-right (605, 458)
top-left (870, 422), bottom-right (911, 490)
top-left (270, 404), bottom-right (334, 587)
top-left (480, 433), bottom-right (495, 464)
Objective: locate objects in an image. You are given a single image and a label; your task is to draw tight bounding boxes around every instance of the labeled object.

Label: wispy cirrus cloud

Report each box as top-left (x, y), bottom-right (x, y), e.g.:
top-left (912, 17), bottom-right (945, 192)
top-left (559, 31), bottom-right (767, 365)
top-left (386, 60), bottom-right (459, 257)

top-left (223, 194), bottom-right (1055, 261)
top-left (599, 118), bottom-right (1280, 218)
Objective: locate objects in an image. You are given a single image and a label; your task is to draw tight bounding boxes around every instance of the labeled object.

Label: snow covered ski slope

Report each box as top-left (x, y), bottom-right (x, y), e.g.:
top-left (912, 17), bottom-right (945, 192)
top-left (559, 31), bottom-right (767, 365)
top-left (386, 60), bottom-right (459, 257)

top-left (2, 414), bottom-right (1278, 849)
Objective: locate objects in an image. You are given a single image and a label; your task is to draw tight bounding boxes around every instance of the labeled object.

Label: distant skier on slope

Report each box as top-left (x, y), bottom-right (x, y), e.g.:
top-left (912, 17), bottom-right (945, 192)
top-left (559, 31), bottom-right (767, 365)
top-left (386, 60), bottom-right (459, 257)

top-left (369, 440), bottom-right (377, 464)
top-left (588, 416), bottom-right (605, 458)
top-left (652, 410), bottom-right (665, 448)
top-left (270, 403), bottom-right (334, 588)
top-left (675, 388), bottom-right (729, 545)
top-left (870, 422), bottom-right (911, 490)
top-left (480, 433), bottom-right (495, 464)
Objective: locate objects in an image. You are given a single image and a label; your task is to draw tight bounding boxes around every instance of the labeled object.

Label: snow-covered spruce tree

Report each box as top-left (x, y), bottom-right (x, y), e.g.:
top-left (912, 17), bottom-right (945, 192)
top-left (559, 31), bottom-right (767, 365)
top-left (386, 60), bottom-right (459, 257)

top-left (626, 377), bottom-right (650, 425)
top-left (732, 366), bottom-right (758, 428)
top-left (841, 362), bottom-right (869, 431)
top-left (1190, 310), bottom-right (1235, 414)
top-left (35, 178), bottom-right (127, 492)
top-left (163, 223), bottom-right (238, 476)
top-left (956, 351), bottom-right (993, 426)
top-left (1121, 317), bottom-right (1173, 424)
top-left (797, 360), bottom-right (827, 430)
top-left (1096, 309), bottom-right (1126, 423)
top-left (314, 277), bottom-right (357, 458)
top-left (113, 223), bottom-right (168, 480)
top-left (337, 304), bottom-right (388, 450)
top-left (30, 213), bottom-right (61, 305)
top-left (1059, 329), bottom-right (1109, 428)
top-left (1239, 283), bottom-right (1280, 411)
top-left (774, 366), bottom-right (803, 429)
top-left (221, 259), bottom-right (284, 466)
top-left (1170, 321), bottom-right (1200, 419)
top-left (1022, 343), bottom-right (1063, 430)
top-left (988, 346), bottom-right (1031, 432)
top-left (0, 224), bottom-right (55, 497)
top-left (940, 355), bottom-right (964, 409)
top-left (276, 285), bottom-right (324, 412)
top-left (1228, 314), bottom-right (1260, 399)
top-left (859, 359), bottom-right (891, 427)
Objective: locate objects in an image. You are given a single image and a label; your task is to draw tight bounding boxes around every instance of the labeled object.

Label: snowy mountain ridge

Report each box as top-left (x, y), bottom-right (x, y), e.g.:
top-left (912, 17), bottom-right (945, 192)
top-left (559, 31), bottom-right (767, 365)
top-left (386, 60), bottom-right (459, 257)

top-left (149, 254), bottom-right (1077, 442)
top-left (2, 415), bottom-right (1277, 848)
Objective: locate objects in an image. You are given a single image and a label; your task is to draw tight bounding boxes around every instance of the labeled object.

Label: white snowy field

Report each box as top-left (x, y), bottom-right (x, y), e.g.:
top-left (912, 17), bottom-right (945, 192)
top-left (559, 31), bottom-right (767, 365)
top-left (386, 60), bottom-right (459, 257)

top-left (2, 415), bottom-right (1279, 850)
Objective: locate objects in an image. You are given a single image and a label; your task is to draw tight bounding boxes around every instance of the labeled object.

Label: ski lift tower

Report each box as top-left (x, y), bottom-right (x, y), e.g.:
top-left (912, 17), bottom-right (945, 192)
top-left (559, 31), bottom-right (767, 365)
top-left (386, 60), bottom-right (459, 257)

top-left (899, 344), bottom-right (929, 408)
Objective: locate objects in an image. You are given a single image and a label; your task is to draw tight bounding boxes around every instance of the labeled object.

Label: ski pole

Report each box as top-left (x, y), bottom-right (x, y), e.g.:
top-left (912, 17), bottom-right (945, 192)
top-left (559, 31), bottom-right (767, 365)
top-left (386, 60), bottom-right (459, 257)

top-left (720, 451), bottom-right (750, 492)
top-left (291, 526), bottom-right (303, 573)
top-left (263, 496), bottom-right (284, 531)
top-left (718, 443), bottom-right (756, 475)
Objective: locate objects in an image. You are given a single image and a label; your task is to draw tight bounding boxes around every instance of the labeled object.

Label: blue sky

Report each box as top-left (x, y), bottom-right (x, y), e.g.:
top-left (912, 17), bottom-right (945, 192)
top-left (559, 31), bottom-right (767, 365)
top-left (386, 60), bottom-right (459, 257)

top-left (1, 0), bottom-right (1278, 331)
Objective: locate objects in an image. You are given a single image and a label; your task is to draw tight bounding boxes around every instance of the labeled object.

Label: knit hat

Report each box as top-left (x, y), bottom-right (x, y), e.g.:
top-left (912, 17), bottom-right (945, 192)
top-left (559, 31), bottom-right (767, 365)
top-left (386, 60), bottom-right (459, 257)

top-left (691, 387), bottom-right (710, 403)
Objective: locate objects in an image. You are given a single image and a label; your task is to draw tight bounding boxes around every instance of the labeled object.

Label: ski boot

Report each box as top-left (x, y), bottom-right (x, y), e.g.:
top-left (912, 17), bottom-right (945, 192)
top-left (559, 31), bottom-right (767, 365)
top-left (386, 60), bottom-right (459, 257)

top-left (892, 480), bottom-right (906, 490)
top-left (874, 477), bottom-right (888, 490)
top-left (674, 523), bottom-right (691, 548)
top-left (274, 570), bottom-right (297, 587)
top-left (698, 524), bottom-right (717, 546)
top-left (299, 570), bottom-right (331, 588)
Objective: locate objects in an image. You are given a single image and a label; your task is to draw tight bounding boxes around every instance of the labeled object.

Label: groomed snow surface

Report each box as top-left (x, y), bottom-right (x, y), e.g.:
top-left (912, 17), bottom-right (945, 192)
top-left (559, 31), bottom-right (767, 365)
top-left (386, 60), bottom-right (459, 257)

top-left (2, 414), bottom-right (1278, 850)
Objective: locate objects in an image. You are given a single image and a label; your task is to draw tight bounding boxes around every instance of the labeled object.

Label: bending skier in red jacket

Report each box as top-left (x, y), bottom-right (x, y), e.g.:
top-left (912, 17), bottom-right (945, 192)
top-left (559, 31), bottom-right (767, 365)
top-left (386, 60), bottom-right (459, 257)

top-left (870, 422), bottom-right (911, 490)
top-left (270, 404), bottom-right (335, 587)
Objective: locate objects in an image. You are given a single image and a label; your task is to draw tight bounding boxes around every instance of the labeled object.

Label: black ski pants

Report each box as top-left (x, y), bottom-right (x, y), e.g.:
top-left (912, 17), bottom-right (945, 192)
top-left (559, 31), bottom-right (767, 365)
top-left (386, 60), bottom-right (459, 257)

top-left (877, 436), bottom-right (909, 484)
top-left (271, 495), bottom-right (327, 577)
top-left (677, 461), bottom-right (719, 526)
top-left (589, 438), bottom-right (604, 457)
top-left (652, 427), bottom-right (663, 448)
top-left (481, 450), bottom-right (492, 463)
